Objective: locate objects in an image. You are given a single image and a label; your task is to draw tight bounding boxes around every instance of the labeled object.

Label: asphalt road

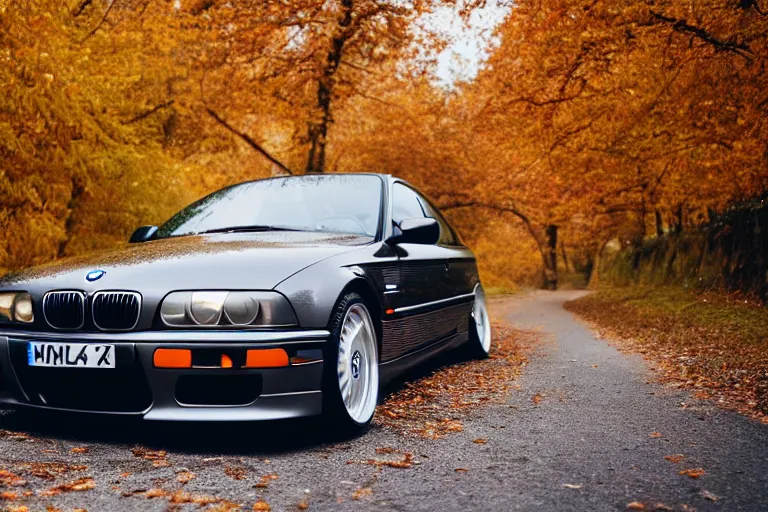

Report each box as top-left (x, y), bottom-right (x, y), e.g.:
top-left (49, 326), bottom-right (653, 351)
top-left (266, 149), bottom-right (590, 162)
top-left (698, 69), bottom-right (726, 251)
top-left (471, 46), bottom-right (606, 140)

top-left (1, 291), bottom-right (767, 511)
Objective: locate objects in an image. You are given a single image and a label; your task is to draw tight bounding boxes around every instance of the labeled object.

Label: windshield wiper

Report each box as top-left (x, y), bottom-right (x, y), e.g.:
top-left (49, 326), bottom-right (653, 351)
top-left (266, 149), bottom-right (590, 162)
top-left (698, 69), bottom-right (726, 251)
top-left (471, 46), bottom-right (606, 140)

top-left (197, 225), bottom-right (305, 235)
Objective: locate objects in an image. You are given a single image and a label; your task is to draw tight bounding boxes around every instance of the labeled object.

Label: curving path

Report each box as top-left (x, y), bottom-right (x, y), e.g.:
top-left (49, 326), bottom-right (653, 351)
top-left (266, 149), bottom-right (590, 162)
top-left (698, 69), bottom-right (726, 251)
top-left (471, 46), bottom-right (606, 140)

top-left (0, 291), bottom-right (765, 511)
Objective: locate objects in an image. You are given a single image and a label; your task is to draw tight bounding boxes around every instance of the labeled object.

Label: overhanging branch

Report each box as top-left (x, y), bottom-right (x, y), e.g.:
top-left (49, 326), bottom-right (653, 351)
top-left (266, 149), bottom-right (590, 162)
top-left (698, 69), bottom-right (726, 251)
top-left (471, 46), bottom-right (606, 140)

top-left (206, 109), bottom-right (294, 175)
top-left (123, 100), bottom-right (175, 124)
top-left (439, 200), bottom-right (546, 259)
top-left (650, 11), bottom-right (753, 61)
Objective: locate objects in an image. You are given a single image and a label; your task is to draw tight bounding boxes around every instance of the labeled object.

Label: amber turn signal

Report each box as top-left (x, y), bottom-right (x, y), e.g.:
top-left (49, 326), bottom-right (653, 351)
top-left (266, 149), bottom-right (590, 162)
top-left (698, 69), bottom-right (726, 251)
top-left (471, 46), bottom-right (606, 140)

top-left (221, 354), bottom-right (233, 368)
top-left (245, 348), bottom-right (289, 368)
top-left (153, 348), bottom-right (192, 368)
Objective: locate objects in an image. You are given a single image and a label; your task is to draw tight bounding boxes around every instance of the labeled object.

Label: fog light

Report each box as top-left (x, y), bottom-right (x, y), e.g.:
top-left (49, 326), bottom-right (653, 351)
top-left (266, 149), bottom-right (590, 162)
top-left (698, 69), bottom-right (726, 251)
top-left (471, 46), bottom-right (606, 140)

top-left (154, 348), bottom-right (192, 368)
top-left (245, 349), bottom-right (289, 368)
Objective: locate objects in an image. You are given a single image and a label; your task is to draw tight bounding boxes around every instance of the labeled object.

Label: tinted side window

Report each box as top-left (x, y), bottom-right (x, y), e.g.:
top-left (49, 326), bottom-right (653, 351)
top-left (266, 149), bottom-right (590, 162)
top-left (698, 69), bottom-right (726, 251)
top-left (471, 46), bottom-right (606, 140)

top-left (392, 183), bottom-right (426, 224)
top-left (419, 198), bottom-right (459, 246)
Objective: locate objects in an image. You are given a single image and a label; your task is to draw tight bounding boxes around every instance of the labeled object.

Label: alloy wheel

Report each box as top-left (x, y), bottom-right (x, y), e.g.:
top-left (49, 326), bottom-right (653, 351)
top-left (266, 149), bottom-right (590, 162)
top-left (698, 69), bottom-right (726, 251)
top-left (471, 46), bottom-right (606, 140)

top-left (336, 303), bottom-right (379, 424)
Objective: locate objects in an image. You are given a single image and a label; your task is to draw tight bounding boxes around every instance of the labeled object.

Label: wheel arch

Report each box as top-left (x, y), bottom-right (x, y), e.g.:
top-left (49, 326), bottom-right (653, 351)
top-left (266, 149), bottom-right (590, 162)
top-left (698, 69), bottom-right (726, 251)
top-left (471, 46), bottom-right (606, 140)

top-left (334, 278), bottom-right (383, 353)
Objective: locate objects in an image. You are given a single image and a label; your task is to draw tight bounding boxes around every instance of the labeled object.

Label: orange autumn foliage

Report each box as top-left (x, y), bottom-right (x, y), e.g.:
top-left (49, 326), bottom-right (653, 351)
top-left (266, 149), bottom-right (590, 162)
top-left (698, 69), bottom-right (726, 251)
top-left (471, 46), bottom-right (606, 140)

top-left (1, 0), bottom-right (766, 290)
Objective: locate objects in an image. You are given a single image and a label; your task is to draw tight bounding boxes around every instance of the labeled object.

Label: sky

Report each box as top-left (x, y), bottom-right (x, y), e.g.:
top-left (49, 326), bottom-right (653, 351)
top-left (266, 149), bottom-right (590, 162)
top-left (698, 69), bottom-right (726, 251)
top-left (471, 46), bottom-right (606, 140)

top-left (427, 1), bottom-right (511, 86)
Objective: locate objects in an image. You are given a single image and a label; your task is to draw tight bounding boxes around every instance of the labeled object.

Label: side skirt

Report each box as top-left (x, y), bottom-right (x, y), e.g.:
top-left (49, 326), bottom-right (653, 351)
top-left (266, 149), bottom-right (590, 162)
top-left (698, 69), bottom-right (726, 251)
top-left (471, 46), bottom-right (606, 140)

top-left (378, 331), bottom-right (469, 387)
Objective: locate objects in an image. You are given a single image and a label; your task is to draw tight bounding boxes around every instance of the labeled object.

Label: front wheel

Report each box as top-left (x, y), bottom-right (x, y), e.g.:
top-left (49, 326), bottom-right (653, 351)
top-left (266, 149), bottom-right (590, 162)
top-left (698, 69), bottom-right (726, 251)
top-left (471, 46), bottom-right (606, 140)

top-left (466, 284), bottom-right (492, 359)
top-left (322, 293), bottom-right (379, 435)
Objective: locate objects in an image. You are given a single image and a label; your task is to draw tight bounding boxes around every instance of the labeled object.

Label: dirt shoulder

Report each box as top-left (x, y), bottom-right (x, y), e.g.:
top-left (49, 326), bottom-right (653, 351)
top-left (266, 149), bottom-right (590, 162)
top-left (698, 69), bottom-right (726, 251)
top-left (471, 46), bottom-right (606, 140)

top-left (565, 287), bottom-right (768, 422)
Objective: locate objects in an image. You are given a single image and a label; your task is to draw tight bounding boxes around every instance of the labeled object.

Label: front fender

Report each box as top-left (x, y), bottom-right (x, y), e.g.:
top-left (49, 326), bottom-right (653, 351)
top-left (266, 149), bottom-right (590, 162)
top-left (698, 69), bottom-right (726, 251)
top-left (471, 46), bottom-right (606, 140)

top-left (274, 243), bottom-right (396, 329)
top-left (274, 263), bottom-right (367, 329)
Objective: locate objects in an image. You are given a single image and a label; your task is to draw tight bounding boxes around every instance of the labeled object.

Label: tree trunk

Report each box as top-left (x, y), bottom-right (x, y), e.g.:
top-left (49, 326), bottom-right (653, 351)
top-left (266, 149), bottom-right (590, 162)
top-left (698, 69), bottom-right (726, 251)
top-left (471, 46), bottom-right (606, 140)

top-left (655, 209), bottom-right (664, 237)
top-left (674, 204), bottom-right (684, 233)
top-left (544, 224), bottom-right (558, 290)
top-left (57, 175), bottom-right (85, 258)
top-left (305, 0), bottom-right (354, 174)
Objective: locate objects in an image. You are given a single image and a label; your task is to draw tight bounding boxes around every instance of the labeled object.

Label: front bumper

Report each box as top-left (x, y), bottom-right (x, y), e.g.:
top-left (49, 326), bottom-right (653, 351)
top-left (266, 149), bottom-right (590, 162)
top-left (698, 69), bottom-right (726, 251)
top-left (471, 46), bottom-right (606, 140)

top-left (0, 330), bottom-right (327, 421)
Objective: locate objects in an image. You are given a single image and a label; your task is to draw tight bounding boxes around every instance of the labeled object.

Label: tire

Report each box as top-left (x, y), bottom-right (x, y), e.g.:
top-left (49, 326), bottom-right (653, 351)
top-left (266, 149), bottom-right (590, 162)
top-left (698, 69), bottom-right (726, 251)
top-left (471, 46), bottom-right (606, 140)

top-left (466, 284), bottom-right (492, 359)
top-left (321, 292), bottom-right (379, 436)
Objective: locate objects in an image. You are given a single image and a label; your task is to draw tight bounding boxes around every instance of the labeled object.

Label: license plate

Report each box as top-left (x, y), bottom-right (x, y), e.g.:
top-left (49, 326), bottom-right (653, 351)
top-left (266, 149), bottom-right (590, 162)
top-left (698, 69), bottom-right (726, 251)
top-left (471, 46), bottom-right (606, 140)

top-left (27, 342), bottom-right (115, 369)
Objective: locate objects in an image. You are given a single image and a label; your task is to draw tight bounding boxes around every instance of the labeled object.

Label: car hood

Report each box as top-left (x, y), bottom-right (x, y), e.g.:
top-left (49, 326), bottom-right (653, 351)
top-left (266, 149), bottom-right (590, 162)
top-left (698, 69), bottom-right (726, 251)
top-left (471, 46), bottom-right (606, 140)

top-left (0, 232), bottom-right (373, 294)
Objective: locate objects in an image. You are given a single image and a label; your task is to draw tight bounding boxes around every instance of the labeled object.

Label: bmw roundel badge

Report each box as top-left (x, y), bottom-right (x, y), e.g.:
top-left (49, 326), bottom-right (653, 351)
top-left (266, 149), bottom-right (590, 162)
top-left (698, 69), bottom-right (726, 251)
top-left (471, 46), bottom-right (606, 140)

top-left (85, 270), bottom-right (106, 282)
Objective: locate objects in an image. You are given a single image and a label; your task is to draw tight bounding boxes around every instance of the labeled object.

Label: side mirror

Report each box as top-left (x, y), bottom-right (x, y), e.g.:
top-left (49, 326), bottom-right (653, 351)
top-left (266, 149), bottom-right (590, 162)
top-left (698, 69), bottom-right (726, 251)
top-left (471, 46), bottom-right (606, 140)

top-left (386, 218), bottom-right (439, 246)
top-left (129, 225), bottom-right (158, 244)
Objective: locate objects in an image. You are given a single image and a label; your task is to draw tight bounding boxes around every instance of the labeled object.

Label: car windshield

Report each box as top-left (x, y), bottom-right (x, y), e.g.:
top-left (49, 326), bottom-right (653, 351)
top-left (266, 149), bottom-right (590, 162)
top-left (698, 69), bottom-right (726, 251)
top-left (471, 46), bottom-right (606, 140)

top-left (156, 175), bottom-right (383, 239)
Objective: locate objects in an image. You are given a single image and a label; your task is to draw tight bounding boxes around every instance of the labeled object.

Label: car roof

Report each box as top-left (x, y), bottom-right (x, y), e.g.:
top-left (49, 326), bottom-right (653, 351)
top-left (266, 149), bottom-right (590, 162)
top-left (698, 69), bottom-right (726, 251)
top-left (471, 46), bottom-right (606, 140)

top-left (238, 172), bottom-right (401, 185)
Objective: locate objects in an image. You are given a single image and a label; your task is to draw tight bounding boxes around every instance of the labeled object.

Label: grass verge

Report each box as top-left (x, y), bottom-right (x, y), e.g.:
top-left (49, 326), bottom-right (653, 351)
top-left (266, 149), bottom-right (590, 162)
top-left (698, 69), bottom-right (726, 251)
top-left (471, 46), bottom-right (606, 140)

top-left (565, 287), bottom-right (768, 422)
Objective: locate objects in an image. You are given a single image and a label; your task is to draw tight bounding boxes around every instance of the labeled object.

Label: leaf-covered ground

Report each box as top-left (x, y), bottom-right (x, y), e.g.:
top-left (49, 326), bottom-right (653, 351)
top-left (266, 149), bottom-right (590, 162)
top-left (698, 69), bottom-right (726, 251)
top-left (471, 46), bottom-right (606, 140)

top-left (376, 322), bottom-right (535, 439)
top-left (0, 312), bottom-right (534, 511)
top-left (565, 287), bottom-right (768, 422)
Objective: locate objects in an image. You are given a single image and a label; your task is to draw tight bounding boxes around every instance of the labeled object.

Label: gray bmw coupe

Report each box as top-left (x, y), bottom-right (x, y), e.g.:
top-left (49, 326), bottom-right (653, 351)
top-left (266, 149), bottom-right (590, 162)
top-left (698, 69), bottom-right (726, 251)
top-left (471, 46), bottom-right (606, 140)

top-left (0, 174), bottom-right (491, 433)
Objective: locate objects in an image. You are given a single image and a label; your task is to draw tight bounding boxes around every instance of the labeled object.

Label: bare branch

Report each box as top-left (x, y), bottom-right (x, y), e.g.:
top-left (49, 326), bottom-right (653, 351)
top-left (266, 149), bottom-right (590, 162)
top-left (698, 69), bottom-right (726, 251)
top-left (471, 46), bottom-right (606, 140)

top-left (649, 10), bottom-right (753, 60)
top-left (439, 200), bottom-right (546, 259)
top-left (206, 109), bottom-right (294, 175)
top-left (72, 0), bottom-right (93, 17)
top-left (123, 100), bottom-right (175, 125)
top-left (81, 0), bottom-right (116, 41)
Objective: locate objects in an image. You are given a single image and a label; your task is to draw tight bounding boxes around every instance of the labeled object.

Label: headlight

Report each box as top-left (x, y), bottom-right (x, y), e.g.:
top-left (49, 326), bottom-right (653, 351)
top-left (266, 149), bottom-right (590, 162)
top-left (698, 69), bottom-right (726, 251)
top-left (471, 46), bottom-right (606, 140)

top-left (160, 291), bottom-right (297, 328)
top-left (0, 292), bottom-right (35, 324)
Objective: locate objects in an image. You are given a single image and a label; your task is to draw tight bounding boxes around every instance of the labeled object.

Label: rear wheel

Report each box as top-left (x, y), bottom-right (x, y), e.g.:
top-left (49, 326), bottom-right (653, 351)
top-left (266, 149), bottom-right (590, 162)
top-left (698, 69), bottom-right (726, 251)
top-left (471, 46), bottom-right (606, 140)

top-left (322, 292), bottom-right (379, 435)
top-left (466, 284), bottom-right (491, 359)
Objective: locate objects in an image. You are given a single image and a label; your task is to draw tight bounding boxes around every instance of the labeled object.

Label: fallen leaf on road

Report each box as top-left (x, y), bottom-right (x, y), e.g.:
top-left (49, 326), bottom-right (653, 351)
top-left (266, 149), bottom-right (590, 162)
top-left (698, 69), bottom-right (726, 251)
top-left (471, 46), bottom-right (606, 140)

top-left (132, 447), bottom-right (166, 459)
top-left (472, 439), bottom-right (487, 444)
top-left (664, 454), bottom-right (684, 464)
top-left (626, 502), bottom-right (646, 510)
top-left (352, 487), bottom-right (372, 500)
top-left (224, 465), bottom-right (248, 481)
top-left (653, 504), bottom-right (673, 511)
top-left (70, 447), bottom-right (89, 454)
top-left (0, 491), bottom-right (20, 501)
top-left (649, 432), bottom-right (663, 438)
top-left (532, 393), bottom-right (544, 405)
top-left (132, 447), bottom-right (168, 467)
top-left (591, 364), bottom-right (599, 368)
top-left (144, 488), bottom-right (167, 499)
top-left (6, 506), bottom-right (28, 512)
top-left (348, 452), bottom-right (413, 469)
top-left (0, 470), bottom-right (27, 487)
top-left (0, 430), bottom-right (31, 441)
top-left (169, 490), bottom-right (219, 505)
top-left (254, 473), bottom-right (279, 489)
top-left (297, 498), bottom-right (309, 510)
top-left (454, 468), bottom-right (468, 473)
top-left (25, 462), bottom-right (87, 480)
top-left (700, 490), bottom-right (719, 502)
top-left (39, 477), bottom-right (95, 496)
top-left (375, 447), bottom-right (398, 454)
top-left (253, 499), bottom-right (271, 510)
top-left (209, 504), bottom-right (242, 512)
top-left (176, 471), bottom-right (196, 484)
top-left (563, 484), bottom-right (582, 489)
top-left (679, 468), bottom-right (706, 479)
